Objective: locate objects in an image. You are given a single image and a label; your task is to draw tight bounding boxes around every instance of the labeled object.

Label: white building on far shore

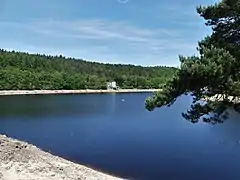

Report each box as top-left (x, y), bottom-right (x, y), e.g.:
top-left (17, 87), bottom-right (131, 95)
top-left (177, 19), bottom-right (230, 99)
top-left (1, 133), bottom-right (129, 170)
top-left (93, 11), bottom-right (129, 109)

top-left (107, 81), bottom-right (118, 90)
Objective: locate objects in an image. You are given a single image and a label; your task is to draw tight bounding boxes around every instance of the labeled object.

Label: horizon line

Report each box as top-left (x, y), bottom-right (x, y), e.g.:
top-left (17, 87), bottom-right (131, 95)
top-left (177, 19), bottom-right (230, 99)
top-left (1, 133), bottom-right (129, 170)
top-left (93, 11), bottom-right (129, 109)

top-left (0, 48), bottom-right (178, 68)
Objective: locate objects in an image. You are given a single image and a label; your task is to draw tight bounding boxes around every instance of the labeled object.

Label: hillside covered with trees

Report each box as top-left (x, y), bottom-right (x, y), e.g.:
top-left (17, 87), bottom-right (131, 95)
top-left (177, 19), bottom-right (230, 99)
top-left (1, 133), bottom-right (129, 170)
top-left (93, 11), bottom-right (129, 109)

top-left (146, 0), bottom-right (240, 124)
top-left (0, 50), bottom-right (176, 90)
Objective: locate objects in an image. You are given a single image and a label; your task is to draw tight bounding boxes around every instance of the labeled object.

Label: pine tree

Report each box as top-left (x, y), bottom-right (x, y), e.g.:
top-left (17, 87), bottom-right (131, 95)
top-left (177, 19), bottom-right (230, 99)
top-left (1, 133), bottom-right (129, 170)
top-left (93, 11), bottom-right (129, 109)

top-left (146, 0), bottom-right (240, 124)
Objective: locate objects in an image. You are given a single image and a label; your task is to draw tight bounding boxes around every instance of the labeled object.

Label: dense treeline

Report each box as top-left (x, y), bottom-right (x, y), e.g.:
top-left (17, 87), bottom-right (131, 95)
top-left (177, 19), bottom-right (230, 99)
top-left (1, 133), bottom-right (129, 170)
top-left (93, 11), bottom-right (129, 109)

top-left (0, 49), bottom-right (176, 90)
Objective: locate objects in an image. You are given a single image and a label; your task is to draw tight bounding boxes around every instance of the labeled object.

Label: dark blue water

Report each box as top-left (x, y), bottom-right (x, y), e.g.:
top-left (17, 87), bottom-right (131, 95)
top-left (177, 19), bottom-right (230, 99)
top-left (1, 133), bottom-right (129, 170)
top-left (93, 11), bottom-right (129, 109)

top-left (1, 93), bottom-right (240, 180)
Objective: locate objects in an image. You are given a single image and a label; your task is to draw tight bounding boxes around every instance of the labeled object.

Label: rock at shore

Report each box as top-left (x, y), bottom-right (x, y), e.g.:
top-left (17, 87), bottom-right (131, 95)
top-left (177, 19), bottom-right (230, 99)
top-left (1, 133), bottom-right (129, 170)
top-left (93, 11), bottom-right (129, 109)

top-left (0, 134), bottom-right (123, 180)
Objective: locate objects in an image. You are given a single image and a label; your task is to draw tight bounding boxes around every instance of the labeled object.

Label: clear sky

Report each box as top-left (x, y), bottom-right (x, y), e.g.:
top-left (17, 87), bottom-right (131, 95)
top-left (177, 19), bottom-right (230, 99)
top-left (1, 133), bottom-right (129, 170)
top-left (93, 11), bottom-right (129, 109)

top-left (0, 0), bottom-right (218, 67)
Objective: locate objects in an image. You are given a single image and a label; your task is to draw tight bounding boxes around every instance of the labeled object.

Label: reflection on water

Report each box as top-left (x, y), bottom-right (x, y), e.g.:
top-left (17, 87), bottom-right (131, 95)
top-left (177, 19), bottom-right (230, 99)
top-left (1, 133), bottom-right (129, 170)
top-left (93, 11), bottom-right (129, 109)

top-left (210, 109), bottom-right (240, 143)
top-left (110, 93), bottom-right (116, 113)
top-left (0, 93), bottom-right (240, 180)
top-left (0, 94), bottom-right (116, 118)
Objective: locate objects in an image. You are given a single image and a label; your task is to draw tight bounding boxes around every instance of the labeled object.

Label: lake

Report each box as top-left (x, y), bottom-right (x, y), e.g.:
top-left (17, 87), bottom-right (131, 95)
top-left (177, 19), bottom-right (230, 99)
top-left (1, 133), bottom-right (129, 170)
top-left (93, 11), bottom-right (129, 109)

top-left (1, 93), bottom-right (240, 180)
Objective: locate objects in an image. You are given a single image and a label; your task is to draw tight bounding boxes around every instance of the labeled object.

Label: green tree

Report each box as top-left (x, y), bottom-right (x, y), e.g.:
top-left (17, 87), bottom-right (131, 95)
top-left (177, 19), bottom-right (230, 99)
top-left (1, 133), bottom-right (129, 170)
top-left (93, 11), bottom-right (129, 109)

top-left (146, 0), bottom-right (240, 124)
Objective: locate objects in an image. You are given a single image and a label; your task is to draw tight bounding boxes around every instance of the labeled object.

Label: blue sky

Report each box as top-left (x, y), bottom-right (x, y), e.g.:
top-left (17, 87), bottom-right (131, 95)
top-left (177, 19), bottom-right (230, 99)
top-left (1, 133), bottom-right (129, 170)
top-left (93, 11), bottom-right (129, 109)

top-left (0, 0), bottom-right (218, 66)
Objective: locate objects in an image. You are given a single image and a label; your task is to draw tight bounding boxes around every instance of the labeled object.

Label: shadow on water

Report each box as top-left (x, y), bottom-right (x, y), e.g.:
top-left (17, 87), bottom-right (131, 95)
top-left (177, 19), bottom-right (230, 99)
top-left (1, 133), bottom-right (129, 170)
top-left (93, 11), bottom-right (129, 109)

top-left (210, 110), bottom-right (240, 143)
top-left (1, 93), bottom-right (240, 180)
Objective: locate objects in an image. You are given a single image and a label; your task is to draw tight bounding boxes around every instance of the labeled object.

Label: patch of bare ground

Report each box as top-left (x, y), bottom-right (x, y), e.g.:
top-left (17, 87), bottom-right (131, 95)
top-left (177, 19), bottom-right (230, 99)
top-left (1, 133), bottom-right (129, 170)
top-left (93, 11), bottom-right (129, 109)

top-left (0, 134), bottom-right (124, 180)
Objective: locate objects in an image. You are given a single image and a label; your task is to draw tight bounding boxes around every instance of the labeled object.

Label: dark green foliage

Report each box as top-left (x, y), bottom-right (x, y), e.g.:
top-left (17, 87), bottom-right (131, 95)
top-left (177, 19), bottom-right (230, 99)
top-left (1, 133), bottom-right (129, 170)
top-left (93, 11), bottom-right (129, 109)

top-left (146, 0), bottom-right (240, 124)
top-left (0, 50), bottom-right (176, 90)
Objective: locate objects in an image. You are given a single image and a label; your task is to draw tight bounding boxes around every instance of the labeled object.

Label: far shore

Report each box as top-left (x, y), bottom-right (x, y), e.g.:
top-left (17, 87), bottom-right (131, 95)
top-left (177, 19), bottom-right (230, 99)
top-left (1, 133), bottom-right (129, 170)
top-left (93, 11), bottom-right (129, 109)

top-left (0, 89), bottom-right (161, 96)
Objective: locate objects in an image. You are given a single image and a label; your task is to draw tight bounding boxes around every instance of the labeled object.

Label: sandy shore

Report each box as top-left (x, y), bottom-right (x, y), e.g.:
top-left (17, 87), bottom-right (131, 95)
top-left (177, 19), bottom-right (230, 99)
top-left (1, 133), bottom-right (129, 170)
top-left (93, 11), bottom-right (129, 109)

top-left (0, 89), bottom-right (160, 96)
top-left (204, 94), bottom-right (240, 103)
top-left (0, 134), bottom-right (124, 180)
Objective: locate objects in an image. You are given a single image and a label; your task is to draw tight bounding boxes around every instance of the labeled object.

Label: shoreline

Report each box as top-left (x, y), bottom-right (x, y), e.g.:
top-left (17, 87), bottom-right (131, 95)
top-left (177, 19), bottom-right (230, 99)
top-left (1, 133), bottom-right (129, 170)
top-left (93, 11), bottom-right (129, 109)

top-left (0, 89), bottom-right (160, 96)
top-left (0, 134), bottom-right (124, 180)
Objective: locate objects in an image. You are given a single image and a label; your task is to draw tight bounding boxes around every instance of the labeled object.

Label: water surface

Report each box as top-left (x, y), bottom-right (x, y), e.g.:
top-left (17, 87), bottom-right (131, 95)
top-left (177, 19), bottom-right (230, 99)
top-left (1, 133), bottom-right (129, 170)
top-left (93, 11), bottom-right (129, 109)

top-left (0, 93), bottom-right (240, 180)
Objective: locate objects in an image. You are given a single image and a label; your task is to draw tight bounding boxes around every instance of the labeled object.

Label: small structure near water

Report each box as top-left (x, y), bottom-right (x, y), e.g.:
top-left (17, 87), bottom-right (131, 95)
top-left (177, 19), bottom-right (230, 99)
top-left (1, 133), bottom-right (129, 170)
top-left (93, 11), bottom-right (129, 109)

top-left (107, 81), bottom-right (119, 90)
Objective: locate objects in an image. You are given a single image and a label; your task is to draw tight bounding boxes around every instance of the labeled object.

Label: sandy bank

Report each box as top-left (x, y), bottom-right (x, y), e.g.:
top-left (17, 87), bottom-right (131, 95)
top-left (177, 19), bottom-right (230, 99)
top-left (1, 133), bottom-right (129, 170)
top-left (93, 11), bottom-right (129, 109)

top-left (0, 89), bottom-right (160, 96)
top-left (204, 94), bottom-right (240, 103)
top-left (0, 134), bottom-right (124, 180)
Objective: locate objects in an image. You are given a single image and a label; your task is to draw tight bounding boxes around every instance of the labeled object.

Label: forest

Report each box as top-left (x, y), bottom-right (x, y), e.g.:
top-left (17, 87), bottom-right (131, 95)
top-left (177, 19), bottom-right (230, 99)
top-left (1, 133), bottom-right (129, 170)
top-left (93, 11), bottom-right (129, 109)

top-left (0, 49), bottom-right (176, 90)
